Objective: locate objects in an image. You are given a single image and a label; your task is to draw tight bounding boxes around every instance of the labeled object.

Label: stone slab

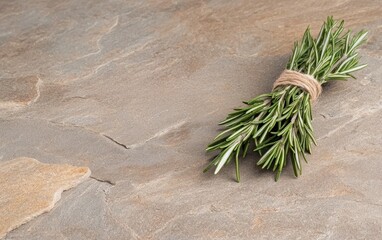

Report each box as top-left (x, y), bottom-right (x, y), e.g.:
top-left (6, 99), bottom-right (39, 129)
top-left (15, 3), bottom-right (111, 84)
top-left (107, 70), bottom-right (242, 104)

top-left (0, 157), bottom-right (90, 239)
top-left (0, 0), bottom-right (381, 239)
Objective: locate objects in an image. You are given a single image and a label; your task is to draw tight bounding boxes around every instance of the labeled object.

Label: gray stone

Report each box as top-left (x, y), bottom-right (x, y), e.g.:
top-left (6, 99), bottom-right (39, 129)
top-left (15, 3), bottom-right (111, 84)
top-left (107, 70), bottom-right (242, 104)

top-left (0, 0), bottom-right (381, 239)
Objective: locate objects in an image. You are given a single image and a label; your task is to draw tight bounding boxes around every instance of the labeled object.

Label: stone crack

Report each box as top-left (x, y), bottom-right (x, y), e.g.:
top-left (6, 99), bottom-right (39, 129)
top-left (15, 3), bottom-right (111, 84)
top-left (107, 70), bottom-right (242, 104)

top-left (90, 176), bottom-right (116, 186)
top-left (101, 134), bottom-right (130, 150)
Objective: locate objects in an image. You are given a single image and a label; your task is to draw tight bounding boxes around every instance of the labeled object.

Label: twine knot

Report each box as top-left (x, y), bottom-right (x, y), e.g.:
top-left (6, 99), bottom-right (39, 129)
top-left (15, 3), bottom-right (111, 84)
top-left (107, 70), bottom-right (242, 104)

top-left (273, 70), bottom-right (322, 101)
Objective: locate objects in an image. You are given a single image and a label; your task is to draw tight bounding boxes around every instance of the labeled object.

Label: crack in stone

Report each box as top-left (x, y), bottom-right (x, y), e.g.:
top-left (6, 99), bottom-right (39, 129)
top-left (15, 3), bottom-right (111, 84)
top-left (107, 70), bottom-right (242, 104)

top-left (8, 117), bottom-right (189, 152)
top-left (102, 134), bottom-right (130, 150)
top-left (45, 119), bottom-right (130, 150)
top-left (27, 117), bottom-right (134, 152)
top-left (90, 176), bottom-right (116, 186)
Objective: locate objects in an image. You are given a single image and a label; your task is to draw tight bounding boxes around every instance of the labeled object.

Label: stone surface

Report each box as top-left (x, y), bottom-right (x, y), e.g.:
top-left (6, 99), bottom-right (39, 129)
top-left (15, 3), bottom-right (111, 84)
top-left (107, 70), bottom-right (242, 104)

top-left (0, 0), bottom-right (381, 239)
top-left (0, 76), bottom-right (41, 108)
top-left (0, 157), bottom-right (90, 239)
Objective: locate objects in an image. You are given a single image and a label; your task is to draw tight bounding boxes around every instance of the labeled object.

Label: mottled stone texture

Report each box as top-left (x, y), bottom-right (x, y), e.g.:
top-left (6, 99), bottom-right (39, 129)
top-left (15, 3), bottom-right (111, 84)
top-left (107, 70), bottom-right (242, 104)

top-left (0, 158), bottom-right (90, 239)
top-left (0, 0), bottom-right (381, 239)
top-left (0, 76), bottom-right (41, 108)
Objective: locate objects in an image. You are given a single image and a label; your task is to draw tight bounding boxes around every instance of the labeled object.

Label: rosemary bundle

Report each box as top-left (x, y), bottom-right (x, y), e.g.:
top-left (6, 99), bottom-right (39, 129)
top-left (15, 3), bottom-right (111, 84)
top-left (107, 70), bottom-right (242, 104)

top-left (205, 17), bottom-right (368, 182)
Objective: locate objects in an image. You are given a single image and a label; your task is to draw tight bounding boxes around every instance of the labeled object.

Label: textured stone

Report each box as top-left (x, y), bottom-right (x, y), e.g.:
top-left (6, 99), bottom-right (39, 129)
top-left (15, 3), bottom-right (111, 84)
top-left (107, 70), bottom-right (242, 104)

top-left (0, 157), bottom-right (90, 239)
top-left (4, 180), bottom-right (134, 240)
top-left (0, 76), bottom-right (41, 108)
top-left (0, 0), bottom-right (381, 239)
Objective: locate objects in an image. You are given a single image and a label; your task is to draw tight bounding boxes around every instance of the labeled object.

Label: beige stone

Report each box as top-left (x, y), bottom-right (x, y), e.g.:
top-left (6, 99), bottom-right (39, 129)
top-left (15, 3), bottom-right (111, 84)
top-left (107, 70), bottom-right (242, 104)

top-left (0, 76), bottom-right (41, 109)
top-left (0, 157), bottom-right (90, 239)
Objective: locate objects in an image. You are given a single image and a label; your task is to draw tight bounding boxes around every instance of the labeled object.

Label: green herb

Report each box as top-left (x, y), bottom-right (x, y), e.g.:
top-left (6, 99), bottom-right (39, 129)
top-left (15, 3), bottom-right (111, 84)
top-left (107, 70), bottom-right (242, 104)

top-left (205, 17), bottom-right (368, 182)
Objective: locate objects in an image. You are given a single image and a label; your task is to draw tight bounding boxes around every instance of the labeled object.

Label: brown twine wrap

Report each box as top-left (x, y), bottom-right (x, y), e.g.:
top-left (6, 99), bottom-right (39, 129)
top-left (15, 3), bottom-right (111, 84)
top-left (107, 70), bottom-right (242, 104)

top-left (273, 70), bottom-right (322, 101)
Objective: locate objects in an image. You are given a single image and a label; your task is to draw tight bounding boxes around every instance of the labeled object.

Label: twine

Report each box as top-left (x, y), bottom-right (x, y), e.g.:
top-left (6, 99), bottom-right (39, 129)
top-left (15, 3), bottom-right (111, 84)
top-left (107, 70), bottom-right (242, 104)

top-left (273, 70), bottom-right (322, 101)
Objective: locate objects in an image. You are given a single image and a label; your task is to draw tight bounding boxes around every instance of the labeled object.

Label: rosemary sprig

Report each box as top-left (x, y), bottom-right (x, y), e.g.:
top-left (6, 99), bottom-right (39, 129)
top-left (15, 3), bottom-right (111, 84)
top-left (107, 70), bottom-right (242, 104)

top-left (205, 17), bottom-right (368, 182)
